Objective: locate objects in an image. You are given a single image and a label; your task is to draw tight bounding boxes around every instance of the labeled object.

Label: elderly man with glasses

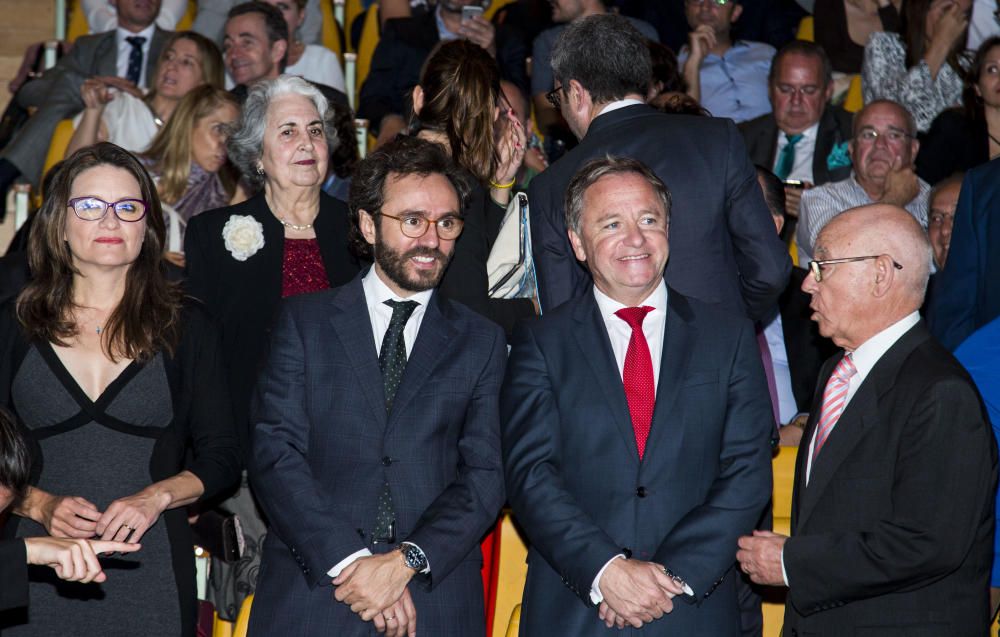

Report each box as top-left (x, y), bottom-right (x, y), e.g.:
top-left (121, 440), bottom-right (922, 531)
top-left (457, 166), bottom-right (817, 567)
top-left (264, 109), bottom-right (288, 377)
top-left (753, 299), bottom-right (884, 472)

top-left (737, 203), bottom-right (996, 636)
top-left (796, 99), bottom-right (930, 264)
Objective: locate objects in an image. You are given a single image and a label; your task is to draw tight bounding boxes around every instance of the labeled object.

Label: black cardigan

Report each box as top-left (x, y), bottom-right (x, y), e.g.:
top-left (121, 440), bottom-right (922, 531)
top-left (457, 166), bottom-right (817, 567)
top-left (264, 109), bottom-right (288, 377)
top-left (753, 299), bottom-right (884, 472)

top-left (0, 298), bottom-right (241, 636)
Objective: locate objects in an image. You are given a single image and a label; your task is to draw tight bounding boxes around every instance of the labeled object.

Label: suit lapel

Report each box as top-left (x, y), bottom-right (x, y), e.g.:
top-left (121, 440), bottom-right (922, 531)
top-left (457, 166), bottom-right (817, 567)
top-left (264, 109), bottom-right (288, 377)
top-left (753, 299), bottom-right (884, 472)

top-left (762, 118), bottom-right (780, 168)
top-left (812, 108), bottom-right (843, 184)
top-left (144, 28), bottom-right (168, 89)
top-left (95, 32), bottom-right (118, 77)
top-left (573, 293), bottom-right (639, 466)
top-left (387, 292), bottom-right (456, 430)
top-left (642, 291), bottom-right (696, 463)
top-left (328, 273), bottom-right (388, 429)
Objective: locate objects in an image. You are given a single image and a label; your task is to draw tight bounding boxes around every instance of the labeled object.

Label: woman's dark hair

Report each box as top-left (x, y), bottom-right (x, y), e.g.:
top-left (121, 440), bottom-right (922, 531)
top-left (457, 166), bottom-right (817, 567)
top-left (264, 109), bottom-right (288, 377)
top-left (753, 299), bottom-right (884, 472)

top-left (348, 135), bottom-right (472, 260)
top-left (17, 142), bottom-right (183, 362)
top-left (412, 39), bottom-right (500, 184)
top-left (901, 0), bottom-right (969, 73)
top-left (648, 40), bottom-right (685, 97)
top-left (0, 409), bottom-right (30, 500)
top-left (963, 35), bottom-right (1000, 120)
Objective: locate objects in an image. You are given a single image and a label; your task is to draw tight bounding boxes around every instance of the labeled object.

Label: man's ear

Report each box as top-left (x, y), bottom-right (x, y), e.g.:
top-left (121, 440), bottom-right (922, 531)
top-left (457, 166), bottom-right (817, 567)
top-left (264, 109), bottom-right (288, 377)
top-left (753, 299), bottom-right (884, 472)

top-left (412, 85), bottom-right (425, 117)
top-left (271, 39), bottom-right (289, 68)
top-left (871, 254), bottom-right (896, 298)
top-left (568, 227), bottom-right (587, 263)
top-left (731, 4), bottom-right (743, 23)
top-left (359, 209), bottom-right (377, 246)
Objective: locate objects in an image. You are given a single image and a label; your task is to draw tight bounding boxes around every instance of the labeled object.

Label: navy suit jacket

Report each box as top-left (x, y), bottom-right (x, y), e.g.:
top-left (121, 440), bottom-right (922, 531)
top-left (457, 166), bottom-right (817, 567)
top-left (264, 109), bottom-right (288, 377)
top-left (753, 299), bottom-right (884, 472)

top-left (783, 323), bottom-right (995, 635)
top-left (247, 273), bottom-right (507, 636)
top-left (927, 157), bottom-right (1000, 351)
top-left (528, 104), bottom-right (791, 320)
top-left (502, 287), bottom-right (774, 636)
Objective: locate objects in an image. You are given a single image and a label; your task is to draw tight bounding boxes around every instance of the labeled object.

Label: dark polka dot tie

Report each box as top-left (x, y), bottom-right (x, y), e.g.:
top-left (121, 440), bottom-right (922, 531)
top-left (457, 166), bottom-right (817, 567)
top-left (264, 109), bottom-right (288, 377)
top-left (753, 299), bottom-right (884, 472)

top-left (124, 36), bottom-right (146, 86)
top-left (615, 306), bottom-right (655, 459)
top-left (373, 299), bottom-right (419, 542)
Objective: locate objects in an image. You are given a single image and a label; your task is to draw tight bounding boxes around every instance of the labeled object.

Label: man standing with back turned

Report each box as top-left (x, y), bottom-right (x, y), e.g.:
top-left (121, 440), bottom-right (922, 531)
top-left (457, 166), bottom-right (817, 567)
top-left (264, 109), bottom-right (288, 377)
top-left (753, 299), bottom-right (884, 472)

top-left (504, 156), bottom-right (774, 636)
top-left (737, 204), bottom-right (996, 636)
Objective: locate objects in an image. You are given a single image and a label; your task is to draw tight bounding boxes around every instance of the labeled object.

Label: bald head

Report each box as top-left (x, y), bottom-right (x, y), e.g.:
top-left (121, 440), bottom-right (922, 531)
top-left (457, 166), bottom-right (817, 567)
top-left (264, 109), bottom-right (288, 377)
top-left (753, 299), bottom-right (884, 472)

top-left (804, 205), bottom-right (931, 349)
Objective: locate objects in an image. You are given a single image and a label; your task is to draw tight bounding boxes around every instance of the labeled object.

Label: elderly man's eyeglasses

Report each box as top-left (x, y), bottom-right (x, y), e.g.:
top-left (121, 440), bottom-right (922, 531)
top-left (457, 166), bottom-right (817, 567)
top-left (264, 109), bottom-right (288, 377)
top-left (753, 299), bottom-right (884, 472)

top-left (546, 85), bottom-right (563, 110)
top-left (808, 255), bottom-right (903, 282)
top-left (855, 127), bottom-right (914, 145)
top-left (379, 212), bottom-right (465, 240)
top-left (684, 0), bottom-right (731, 6)
top-left (67, 196), bottom-right (148, 222)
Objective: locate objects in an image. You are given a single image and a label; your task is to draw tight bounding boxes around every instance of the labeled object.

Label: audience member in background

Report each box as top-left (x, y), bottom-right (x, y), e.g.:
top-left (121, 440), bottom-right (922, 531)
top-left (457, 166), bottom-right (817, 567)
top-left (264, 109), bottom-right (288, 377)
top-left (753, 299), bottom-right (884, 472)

top-left (927, 173), bottom-right (961, 270)
top-left (359, 0), bottom-right (529, 147)
top-left (952, 314), bottom-right (1000, 618)
top-left (927, 157), bottom-right (1000, 350)
top-left (531, 14), bottom-right (789, 319)
top-left (917, 36), bottom-right (1000, 184)
top-left (500, 80), bottom-right (548, 188)
top-left (84, 0), bottom-right (187, 32)
top-left (320, 101), bottom-right (362, 203)
top-left (0, 0), bottom-right (170, 216)
top-left (653, 91), bottom-right (712, 116)
top-left (646, 40), bottom-right (687, 109)
top-left (193, 0), bottom-right (321, 45)
top-left (738, 204), bottom-right (996, 637)
top-left (184, 76), bottom-right (360, 621)
top-left (969, 0), bottom-right (1000, 49)
top-left (410, 40), bottom-right (535, 335)
top-left (679, 0), bottom-right (775, 124)
top-left (141, 86), bottom-right (245, 264)
top-left (530, 0), bottom-right (658, 138)
top-left (741, 41), bottom-right (854, 227)
top-left (814, 0), bottom-right (900, 76)
top-left (797, 100), bottom-right (929, 263)
top-left (755, 166), bottom-right (837, 448)
top-left (862, 0), bottom-right (971, 133)
top-left (0, 142), bottom-right (240, 637)
top-left (260, 0), bottom-right (346, 91)
top-left (65, 31), bottom-right (224, 158)
top-left (223, 3), bottom-right (348, 109)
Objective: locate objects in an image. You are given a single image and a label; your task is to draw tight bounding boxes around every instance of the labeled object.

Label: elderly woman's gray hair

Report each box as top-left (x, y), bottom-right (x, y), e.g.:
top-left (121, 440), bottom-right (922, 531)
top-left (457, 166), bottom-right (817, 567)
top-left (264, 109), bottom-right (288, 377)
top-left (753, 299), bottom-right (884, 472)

top-left (227, 75), bottom-right (339, 189)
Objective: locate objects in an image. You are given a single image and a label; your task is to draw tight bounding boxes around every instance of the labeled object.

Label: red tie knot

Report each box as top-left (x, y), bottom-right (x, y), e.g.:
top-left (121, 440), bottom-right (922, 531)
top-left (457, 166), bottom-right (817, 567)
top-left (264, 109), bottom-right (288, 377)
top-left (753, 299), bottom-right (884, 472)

top-left (615, 306), bottom-right (655, 331)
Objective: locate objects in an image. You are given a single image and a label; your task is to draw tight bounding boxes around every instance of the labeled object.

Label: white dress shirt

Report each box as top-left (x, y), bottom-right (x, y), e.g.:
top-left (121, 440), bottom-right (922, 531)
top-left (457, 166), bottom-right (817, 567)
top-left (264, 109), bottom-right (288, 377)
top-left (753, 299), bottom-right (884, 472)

top-left (598, 98), bottom-right (646, 118)
top-left (115, 23), bottom-right (157, 89)
top-left (327, 267), bottom-right (433, 580)
top-left (773, 122), bottom-right (819, 185)
top-left (589, 282), bottom-right (695, 602)
top-left (781, 311), bottom-right (921, 584)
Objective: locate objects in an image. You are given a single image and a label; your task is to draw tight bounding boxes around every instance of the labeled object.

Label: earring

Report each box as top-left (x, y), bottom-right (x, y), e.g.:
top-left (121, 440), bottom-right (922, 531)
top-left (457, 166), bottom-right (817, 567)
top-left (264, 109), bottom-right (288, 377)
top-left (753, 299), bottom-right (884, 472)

top-left (256, 165), bottom-right (264, 176)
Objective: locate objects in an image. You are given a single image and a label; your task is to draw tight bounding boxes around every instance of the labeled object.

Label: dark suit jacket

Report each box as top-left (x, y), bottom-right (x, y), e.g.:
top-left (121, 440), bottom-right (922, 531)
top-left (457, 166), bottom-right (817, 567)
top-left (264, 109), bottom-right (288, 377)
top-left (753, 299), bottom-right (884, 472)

top-left (529, 104), bottom-right (791, 319)
top-left (183, 192), bottom-right (360, 457)
top-left (779, 267), bottom-right (837, 412)
top-left (502, 287), bottom-right (774, 636)
top-left (0, 540), bottom-right (27, 611)
top-left (739, 105), bottom-right (854, 187)
top-left (357, 9), bottom-right (528, 134)
top-left (927, 158), bottom-right (1000, 351)
top-left (916, 108), bottom-right (990, 186)
top-left (246, 274), bottom-right (507, 636)
top-left (5, 27), bottom-right (169, 185)
top-left (783, 322), bottom-right (996, 636)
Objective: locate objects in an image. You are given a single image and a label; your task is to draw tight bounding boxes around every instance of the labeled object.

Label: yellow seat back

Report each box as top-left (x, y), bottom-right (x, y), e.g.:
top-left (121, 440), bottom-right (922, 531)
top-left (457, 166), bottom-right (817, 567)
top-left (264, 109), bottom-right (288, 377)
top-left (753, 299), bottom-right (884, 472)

top-left (66, 0), bottom-right (88, 43)
top-left (321, 0), bottom-right (345, 59)
top-left (843, 74), bottom-right (864, 113)
top-left (796, 16), bottom-right (814, 42)
top-left (345, 0), bottom-right (365, 51)
top-left (485, 0), bottom-right (517, 21)
top-left (45, 119), bottom-right (76, 177)
top-left (355, 4), bottom-right (380, 107)
top-left (176, 0), bottom-right (198, 31)
top-left (232, 593), bottom-right (254, 637)
top-left (504, 604), bottom-right (521, 637)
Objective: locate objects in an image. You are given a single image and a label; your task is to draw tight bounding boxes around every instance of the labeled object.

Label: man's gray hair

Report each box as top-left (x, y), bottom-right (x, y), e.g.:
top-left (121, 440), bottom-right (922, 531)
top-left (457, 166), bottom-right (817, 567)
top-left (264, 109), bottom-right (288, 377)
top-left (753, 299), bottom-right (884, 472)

top-left (551, 14), bottom-right (651, 104)
top-left (564, 155), bottom-right (671, 234)
top-left (227, 75), bottom-right (339, 189)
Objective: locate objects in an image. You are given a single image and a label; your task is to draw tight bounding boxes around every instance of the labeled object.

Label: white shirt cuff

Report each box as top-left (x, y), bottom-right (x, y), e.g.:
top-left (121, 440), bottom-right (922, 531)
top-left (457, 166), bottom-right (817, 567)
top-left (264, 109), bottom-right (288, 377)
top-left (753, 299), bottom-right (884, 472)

top-left (780, 546), bottom-right (789, 586)
top-left (589, 554), bottom-right (625, 604)
top-left (327, 548), bottom-right (372, 579)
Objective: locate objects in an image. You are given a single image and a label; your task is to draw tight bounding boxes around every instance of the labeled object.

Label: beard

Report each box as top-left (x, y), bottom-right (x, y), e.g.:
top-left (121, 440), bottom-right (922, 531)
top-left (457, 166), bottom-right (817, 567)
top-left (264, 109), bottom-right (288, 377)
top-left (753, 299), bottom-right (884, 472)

top-left (374, 231), bottom-right (452, 293)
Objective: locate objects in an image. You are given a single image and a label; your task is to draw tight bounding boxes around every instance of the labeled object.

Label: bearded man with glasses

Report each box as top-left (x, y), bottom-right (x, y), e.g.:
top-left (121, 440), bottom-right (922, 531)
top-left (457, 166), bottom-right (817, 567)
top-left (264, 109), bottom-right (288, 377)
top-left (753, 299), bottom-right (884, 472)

top-left (796, 99), bottom-right (931, 264)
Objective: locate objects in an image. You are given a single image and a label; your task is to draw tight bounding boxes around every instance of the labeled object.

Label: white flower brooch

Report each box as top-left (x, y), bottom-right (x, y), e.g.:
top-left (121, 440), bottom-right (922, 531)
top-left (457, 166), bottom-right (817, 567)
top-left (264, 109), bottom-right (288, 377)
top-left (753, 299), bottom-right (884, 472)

top-left (222, 215), bottom-right (265, 261)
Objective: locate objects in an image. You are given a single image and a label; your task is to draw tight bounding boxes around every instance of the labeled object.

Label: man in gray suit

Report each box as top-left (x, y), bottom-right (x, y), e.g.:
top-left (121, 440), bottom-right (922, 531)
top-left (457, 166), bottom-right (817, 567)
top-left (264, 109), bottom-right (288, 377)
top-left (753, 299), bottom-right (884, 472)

top-left (0, 0), bottom-right (169, 208)
top-left (248, 135), bottom-right (506, 637)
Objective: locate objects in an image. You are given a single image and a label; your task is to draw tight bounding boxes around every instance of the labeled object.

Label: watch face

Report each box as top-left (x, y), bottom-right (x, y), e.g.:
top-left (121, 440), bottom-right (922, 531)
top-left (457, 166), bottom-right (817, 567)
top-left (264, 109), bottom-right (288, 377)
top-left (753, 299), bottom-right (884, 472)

top-left (404, 545), bottom-right (427, 570)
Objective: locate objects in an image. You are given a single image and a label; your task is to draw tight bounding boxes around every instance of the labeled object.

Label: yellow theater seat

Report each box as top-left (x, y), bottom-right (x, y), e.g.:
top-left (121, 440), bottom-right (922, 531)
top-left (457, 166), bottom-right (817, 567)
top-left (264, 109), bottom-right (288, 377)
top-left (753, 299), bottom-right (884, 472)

top-left (504, 604), bottom-right (521, 637)
top-left (796, 16), bottom-right (814, 42)
top-left (345, 0), bottom-right (365, 51)
top-left (762, 446), bottom-right (798, 636)
top-left (321, 0), bottom-right (345, 60)
top-left (233, 593), bottom-right (254, 637)
top-left (485, 0), bottom-right (517, 21)
top-left (44, 119), bottom-right (76, 178)
top-left (843, 74), bottom-right (864, 113)
top-left (176, 0), bottom-right (197, 32)
top-left (789, 233), bottom-right (799, 268)
top-left (354, 4), bottom-right (380, 108)
top-left (491, 510), bottom-right (529, 637)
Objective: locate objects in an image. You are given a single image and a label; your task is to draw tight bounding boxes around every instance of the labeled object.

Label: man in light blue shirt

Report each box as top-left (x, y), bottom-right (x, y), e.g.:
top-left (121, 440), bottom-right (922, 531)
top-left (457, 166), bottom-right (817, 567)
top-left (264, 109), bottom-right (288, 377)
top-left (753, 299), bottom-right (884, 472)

top-left (678, 0), bottom-right (773, 123)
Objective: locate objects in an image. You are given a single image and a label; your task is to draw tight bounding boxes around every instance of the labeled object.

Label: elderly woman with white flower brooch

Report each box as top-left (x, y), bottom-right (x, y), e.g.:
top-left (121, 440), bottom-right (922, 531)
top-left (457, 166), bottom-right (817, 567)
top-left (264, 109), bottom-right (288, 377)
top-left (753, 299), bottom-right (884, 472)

top-left (183, 75), bottom-right (360, 619)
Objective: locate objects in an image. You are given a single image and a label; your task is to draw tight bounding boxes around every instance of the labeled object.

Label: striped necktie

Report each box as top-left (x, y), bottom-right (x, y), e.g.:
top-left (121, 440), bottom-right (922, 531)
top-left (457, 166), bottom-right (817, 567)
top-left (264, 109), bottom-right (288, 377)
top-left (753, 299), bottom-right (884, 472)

top-left (811, 353), bottom-right (857, 464)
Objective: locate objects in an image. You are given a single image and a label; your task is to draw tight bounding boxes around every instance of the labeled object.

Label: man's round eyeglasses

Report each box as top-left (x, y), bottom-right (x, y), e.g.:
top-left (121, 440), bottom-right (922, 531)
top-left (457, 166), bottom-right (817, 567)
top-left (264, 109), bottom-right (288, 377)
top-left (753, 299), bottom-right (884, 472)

top-left (378, 212), bottom-right (465, 240)
top-left (684, 0), bottom-right (731, 6)
top-left (854, 127), bottom-right (914, 145)
top-left (808, 255), bottom-right (903, 283)
top-left (68, 196), bottom-right (148, 222)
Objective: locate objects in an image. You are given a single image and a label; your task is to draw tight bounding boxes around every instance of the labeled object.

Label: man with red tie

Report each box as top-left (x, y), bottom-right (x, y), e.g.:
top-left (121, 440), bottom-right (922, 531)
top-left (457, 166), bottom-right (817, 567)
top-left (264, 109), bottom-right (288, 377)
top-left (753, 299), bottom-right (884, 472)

top-left (737, 204), bottom-right (997, 635)
top-left (502, 156), bottom-right (775, 636)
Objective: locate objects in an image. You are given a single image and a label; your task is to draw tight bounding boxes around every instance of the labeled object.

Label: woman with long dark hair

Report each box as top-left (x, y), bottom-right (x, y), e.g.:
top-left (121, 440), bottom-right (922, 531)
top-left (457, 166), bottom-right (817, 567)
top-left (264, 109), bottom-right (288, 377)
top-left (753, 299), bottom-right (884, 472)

top-left (0, 142), bottom-right (240, 636)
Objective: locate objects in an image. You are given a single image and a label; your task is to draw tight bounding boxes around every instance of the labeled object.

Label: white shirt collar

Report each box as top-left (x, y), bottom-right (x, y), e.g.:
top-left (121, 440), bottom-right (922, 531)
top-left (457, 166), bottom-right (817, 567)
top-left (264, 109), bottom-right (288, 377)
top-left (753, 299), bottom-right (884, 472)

top-left (848, 311), bottom-right (921, 385)
top-left (598, 98), bottom-right (645, 117)
top-left (362, 266), bottom-right (435, 308)
top-left (781, 121), bottom-right (819, 145)
top-left (117, 23), bottom-right (156, 45)
top-left (593, 279), bottom-right (668, 318)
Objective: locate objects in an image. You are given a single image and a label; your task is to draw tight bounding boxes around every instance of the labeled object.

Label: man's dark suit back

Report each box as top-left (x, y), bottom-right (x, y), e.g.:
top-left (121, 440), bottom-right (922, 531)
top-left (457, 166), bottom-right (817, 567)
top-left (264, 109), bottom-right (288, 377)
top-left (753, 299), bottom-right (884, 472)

top-left (529, 104), bottom-right (790, 319)
top-left (248, 275), bottom-right (507, 636)
top-left (782, 323), bottom-right (996, 635)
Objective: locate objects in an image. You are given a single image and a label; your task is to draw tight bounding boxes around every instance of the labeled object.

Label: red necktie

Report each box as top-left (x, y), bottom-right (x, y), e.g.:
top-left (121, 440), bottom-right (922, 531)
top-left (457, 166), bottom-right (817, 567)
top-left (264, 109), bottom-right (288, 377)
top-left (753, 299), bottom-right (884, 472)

top-left (615, 306), bottom-right (655, 459)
